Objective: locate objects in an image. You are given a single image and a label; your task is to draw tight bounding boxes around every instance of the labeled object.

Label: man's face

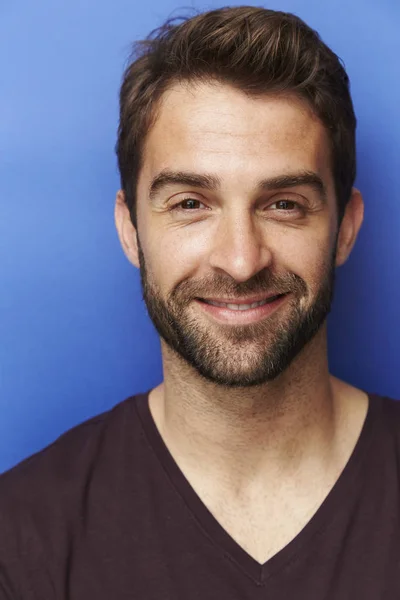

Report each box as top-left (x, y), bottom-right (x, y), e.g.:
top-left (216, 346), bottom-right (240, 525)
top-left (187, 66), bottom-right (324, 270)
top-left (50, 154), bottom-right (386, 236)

top-left (132, 82), bottom-right (341, 387)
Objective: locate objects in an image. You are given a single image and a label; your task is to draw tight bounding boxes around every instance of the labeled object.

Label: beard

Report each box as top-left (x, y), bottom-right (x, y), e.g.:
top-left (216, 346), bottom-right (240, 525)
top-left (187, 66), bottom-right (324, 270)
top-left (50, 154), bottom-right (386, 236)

top-left (137, 236), bottom-right (336, 388)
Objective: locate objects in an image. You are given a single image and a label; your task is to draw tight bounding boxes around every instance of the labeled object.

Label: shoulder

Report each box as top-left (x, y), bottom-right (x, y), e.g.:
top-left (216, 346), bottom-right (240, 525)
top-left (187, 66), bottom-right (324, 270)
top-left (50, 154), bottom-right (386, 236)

top-left (366, 392), bottom-right (400, 451)
top-left (0, 392), bottom-right (149, 595)
top-left (0, 392), bottom-right (148, 525)
top-left (373, 391), bottom-right (400, 423)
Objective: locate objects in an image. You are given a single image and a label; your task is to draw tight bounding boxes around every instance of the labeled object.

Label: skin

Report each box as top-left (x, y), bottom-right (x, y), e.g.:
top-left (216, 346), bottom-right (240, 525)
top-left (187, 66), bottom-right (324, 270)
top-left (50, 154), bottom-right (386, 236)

top-left (115, 80), bottom-right (366, 563)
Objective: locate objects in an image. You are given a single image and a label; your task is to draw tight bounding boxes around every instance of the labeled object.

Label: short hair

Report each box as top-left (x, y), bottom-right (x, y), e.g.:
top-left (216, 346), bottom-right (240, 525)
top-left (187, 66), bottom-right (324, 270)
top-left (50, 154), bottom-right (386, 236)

top-left (116, 6), bottom-right (356, 228)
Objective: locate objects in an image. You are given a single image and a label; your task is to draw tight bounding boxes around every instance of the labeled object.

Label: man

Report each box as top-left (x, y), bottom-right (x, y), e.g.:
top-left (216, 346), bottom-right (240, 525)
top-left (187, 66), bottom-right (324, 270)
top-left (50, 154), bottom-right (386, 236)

top-left (0, 5), bottom-right (398, 599)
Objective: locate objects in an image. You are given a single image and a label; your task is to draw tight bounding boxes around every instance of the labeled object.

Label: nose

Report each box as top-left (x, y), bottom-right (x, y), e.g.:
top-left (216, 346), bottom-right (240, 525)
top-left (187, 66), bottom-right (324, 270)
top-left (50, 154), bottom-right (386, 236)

top-left (208, 209), bottom-right (274, 282)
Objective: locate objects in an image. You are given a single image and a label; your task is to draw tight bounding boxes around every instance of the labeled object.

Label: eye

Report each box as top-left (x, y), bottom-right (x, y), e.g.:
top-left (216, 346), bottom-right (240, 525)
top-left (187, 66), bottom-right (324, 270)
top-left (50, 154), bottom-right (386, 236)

top-left (170, 198), bottom-right (206, 211)
top-left (267, 199), bottom-right (308, 218)
top-left (270, 200), bottom-right (299, 211)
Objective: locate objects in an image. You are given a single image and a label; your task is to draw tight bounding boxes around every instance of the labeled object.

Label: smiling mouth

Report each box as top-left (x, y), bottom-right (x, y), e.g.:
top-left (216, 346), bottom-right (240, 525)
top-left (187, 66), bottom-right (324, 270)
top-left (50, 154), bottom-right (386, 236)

top-left (198, 294), bottom-right (286, 311)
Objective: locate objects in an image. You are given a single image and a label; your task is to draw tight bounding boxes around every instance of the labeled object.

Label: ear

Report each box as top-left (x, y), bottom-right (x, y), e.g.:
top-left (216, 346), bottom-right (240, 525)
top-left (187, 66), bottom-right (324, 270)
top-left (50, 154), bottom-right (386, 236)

top-left (114, 190), bottom-right (140, 268)
top-left (335, 188), bottom-right (364, 267)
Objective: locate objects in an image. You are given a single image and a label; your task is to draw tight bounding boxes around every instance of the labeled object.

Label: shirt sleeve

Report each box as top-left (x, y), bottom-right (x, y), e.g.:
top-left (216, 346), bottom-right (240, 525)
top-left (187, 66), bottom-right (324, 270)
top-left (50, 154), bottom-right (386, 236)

top-left (0, 569), bottom-right (18, 600)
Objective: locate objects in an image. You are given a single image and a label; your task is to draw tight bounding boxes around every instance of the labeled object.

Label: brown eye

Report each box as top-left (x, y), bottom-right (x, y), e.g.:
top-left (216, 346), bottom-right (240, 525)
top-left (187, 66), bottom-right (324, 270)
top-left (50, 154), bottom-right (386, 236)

top-left (180, 199), bottom-right (202, 210)
top-left (266, 199), bottom-right (306, 219)
top-left (170, 198), bottom-right (206, 212)
top-left (274, 200), bottom-right (297, 210)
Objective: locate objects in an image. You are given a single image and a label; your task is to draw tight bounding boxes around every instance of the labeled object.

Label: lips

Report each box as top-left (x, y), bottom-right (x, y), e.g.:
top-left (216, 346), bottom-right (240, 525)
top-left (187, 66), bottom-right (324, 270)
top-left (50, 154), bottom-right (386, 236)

top-left (195, 293), bottom-right (288, 324)
top-left (201, 295), bottom-right (283, 311)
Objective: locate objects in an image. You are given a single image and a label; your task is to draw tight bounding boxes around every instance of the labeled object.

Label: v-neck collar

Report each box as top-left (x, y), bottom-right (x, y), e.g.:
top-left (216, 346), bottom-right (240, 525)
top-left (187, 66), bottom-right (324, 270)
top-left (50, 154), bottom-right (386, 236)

top-left (134, 390), bottom-right (379, 585)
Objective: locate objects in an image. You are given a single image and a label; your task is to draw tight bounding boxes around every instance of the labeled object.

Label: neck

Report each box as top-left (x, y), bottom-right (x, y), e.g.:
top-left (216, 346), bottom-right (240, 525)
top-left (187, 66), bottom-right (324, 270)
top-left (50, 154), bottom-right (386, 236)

top-left (149, 327), bottom-right (354, 489)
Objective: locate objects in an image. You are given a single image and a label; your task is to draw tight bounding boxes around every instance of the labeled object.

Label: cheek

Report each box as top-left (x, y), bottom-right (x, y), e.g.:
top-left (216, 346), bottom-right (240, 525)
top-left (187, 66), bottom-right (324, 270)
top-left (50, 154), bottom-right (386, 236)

top-left (275, 229), bottom-right (333, 287)
top-left (142, 213), bottom-right (334, 293)
top-left (145, 227), bottom-right (211, 289)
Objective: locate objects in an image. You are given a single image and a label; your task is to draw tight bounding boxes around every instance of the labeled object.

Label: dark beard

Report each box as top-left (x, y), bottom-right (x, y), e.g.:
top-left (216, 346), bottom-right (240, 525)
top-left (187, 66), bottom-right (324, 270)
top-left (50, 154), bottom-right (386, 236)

top-left (137, 236), bottom-right (336, 388)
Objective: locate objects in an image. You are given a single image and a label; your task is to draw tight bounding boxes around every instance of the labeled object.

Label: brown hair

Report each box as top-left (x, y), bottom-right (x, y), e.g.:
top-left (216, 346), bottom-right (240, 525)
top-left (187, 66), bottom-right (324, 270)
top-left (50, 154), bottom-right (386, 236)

top-left (116, 6), bottom-right (356, 228)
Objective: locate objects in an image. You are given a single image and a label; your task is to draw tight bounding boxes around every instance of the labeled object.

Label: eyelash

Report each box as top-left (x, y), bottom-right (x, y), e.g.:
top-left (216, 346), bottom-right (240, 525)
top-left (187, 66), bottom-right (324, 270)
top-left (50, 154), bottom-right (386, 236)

top-left (169, 198), bottom-right (305, 214)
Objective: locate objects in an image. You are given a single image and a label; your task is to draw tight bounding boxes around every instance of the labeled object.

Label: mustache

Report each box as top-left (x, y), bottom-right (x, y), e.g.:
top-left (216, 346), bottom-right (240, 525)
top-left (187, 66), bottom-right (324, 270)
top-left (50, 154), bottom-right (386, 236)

top-left (170, 271), bottom-right (307, 302)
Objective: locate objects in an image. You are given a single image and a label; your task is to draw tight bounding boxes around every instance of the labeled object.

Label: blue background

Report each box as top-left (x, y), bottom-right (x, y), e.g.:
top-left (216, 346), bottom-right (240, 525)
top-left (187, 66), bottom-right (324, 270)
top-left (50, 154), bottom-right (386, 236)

top-left (0, 0), bottom-right (399, 473)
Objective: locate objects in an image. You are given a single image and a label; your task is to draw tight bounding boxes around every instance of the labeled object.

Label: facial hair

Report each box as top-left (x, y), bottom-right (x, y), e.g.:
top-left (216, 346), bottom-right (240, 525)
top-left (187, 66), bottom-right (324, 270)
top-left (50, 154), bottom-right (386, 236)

top-left (137, 236), bottom-right (336, 388)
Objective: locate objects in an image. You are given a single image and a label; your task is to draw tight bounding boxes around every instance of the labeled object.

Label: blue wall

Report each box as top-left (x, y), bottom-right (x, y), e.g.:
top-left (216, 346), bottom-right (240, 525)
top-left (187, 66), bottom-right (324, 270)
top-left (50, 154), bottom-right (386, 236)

top-left (1, 0), bottom-right (399, 473)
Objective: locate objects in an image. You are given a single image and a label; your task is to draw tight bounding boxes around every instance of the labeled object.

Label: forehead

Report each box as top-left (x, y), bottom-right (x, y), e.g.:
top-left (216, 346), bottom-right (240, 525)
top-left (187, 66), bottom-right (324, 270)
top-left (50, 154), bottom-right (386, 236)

top-left (140, 81), bottom-right (333, 191)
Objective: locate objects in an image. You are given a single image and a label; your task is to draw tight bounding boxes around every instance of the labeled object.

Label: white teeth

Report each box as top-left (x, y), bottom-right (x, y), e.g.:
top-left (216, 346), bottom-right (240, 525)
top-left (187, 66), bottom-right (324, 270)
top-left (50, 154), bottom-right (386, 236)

top-left (227, 303), bottom-right (252, 311)
top-left (207, 298), bottom-right (271, 310)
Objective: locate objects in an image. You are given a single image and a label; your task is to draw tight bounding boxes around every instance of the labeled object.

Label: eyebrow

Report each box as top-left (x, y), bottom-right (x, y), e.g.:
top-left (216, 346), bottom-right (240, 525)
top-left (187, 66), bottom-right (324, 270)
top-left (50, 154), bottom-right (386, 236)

top-left (148, 169), bottom-right (328, 204)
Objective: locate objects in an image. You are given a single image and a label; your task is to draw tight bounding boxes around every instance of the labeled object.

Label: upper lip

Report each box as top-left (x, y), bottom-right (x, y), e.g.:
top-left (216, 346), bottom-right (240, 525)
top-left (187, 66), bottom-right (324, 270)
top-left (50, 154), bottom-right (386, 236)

top-left (199, 293), bottom-right (284, 305)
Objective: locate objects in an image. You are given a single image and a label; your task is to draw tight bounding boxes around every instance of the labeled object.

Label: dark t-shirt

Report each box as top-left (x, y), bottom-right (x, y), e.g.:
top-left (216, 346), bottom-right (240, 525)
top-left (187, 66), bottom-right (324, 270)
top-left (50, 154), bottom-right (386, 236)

top-left (0, 391), bottom-right (400, 599)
